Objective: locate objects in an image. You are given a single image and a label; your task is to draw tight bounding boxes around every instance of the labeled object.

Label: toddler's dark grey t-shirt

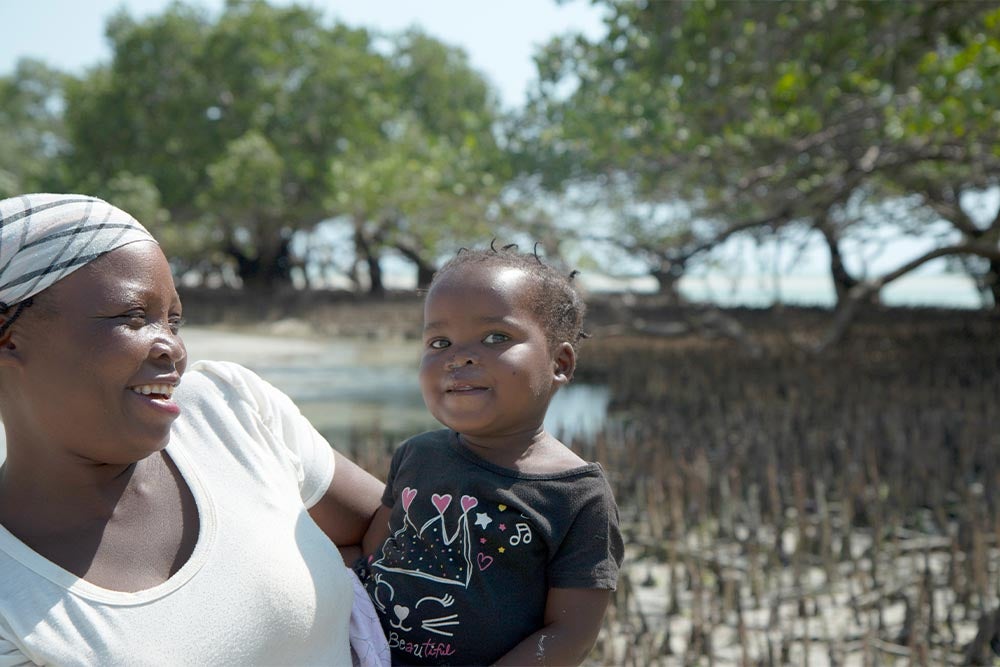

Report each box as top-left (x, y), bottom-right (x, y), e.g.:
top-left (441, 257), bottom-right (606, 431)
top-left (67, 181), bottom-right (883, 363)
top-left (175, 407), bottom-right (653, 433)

top-left (359, 429), bottom-right (624, 666)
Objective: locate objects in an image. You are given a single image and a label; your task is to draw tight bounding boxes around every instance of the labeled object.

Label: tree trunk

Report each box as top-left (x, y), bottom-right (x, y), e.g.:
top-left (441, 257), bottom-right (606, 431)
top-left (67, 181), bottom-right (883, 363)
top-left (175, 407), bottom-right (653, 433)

top-left (353, 224), bottom-right (384, 297)
top-left (367, 254), bottom-right (384, 296)
top-left (963, 605), bottom-right (1000, 666)
top-left (650, 257), bottom-right (686, 304)
top-left (394, 242), bottom-right (437, 289)
top-left (986, 258), bottom-right (1000, 311)
top-left (226, 232), bottom-right (294, 292)
top-left (813, 241), bottom-right (997, 352)
top-left (818, 221), bottom-right (859, 306)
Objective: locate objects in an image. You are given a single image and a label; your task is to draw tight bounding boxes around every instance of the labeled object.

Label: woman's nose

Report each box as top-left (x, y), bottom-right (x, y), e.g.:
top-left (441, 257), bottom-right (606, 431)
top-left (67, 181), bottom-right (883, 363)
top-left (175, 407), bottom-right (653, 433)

top-left (150, 328), bottom-right (186, 365)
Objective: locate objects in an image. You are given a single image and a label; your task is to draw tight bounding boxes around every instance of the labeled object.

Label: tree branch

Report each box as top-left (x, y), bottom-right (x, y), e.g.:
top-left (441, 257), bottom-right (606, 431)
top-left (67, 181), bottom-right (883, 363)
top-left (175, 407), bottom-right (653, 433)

top-left (919, 191), bottom-right (981, 237)
top-left (815, 241), bottom-right (1000, 352)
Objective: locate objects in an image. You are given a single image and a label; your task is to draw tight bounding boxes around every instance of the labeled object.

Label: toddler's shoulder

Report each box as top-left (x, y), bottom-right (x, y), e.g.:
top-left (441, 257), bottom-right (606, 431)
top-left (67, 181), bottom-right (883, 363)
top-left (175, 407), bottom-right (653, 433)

top-left (399, 428), bottom-right (453, 452)
top-left (388, 429), bottom-right (455, 469)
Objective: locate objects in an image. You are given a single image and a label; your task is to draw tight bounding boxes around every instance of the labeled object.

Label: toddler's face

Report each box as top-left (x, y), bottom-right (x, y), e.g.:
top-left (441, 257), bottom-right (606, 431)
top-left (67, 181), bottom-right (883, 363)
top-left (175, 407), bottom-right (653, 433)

top-left (418, 265), bottom-right (571, 441)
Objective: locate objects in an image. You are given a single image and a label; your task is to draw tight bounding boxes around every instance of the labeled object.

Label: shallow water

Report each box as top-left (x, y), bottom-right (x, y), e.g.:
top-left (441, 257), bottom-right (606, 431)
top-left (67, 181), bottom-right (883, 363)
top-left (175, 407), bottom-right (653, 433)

top-left (0, 326), bottom-right (609, 460)
top-left (183, 327), bottom-right (611, 445)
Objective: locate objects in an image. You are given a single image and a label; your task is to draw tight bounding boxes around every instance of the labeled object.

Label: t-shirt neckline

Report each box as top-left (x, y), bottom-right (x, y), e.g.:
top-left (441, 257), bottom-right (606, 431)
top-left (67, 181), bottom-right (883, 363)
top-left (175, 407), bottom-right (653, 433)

top-left (0, 442), bottom-right (217, 605)
top-left (448, 430), bottom-right (601, 480)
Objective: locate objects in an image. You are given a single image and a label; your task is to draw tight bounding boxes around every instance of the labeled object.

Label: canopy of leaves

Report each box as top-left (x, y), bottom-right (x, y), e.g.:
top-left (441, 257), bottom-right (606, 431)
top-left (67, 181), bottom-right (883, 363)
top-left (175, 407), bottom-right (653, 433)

top-left (0, 59), bottom-right (70, 197)
top-left (55, 1), bottom-right (508, 289)
top-left (329, 30), bottom-right (508, 289)
top-left (521, 0), bottom-right (1000, 302)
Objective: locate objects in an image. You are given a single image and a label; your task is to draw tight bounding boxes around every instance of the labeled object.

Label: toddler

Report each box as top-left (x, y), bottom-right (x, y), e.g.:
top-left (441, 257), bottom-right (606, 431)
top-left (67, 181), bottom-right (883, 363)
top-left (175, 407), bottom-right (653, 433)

top-left (358, 245), bottom-right (624, 666)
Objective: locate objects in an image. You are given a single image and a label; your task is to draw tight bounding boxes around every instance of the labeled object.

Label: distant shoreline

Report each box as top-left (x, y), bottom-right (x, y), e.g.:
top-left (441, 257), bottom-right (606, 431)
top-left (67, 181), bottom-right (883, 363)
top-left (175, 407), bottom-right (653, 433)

top-left (176, 286), bottom-right (993, 341)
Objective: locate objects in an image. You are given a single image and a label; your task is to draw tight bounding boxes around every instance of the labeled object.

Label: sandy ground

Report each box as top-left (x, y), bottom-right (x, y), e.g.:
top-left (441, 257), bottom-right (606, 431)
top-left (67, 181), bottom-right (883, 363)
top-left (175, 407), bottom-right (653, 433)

top-left (595, 534), bottom-right (992, 666)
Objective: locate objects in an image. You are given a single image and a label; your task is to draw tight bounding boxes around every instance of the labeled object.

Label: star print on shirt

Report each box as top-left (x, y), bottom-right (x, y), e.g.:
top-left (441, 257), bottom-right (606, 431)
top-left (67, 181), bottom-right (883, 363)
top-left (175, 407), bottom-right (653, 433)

top-left (499, 523), bottom-right (507, 531)
top-left (474, 512), bottom-right (493, 529)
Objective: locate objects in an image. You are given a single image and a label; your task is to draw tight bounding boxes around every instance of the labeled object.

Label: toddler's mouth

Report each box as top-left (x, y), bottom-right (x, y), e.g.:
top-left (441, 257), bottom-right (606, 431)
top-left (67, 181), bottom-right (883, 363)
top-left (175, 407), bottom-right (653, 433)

top-left (447, 383), bottom-right (489, 393)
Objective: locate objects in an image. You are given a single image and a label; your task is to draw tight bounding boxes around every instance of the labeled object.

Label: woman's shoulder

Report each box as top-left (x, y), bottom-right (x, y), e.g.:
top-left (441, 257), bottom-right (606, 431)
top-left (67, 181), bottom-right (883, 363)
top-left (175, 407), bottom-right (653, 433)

top-left (182, 359), bottom-right (259, 389)
top-left (176, 361), bottom-right (274, 409)
top-left (171, 361), bottom-right (287, 438)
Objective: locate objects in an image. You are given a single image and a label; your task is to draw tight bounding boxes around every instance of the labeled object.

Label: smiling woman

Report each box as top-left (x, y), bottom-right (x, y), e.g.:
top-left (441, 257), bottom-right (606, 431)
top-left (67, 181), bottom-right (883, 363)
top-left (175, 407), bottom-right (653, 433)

top-left (10, 241), bottom-right (186, 465)
top-left (0, 194), bottom-right (388, 666)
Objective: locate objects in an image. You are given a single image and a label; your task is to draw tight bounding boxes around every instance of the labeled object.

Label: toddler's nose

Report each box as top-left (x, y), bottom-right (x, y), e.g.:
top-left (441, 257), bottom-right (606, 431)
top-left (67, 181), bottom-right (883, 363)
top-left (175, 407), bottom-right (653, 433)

top-left (445, 352), bottom-right (478, 370)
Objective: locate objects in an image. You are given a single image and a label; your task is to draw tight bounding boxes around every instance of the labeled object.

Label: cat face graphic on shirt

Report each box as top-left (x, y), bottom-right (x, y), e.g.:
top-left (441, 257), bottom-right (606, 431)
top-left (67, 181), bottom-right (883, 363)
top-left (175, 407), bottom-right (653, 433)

top-left (371, 573), bottom-right (461, 638)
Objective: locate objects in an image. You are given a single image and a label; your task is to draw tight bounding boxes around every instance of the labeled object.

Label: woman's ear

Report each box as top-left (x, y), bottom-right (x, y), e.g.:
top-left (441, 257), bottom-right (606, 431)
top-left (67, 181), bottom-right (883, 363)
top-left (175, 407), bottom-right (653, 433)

top-left (552, 342), bottom-right (576, 386)
top-left (0, 298), bottom-right (36, 367)
top-left (0, 322), bottom-right (19, 367)
top-left (0, 306), bottom-right (28, 368)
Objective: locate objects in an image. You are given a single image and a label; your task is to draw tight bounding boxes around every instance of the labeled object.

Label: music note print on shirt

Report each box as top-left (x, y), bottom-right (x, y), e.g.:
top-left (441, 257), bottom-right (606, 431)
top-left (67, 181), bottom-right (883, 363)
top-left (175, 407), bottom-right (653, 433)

top-left (509, 523), bottom-right (532, 547)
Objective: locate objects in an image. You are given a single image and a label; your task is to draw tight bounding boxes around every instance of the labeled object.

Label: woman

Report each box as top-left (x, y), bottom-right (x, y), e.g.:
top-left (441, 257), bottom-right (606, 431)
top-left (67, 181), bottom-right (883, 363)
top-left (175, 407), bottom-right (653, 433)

top-left (0, 194), bottom-right (387, 665)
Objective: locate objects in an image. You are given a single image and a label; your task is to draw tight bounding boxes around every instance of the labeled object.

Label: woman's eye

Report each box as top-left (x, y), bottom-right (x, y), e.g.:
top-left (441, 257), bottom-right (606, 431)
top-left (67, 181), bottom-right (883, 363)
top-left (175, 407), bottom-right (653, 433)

top-left (483, 333), bottom-right (510, 344)
top-left (429, 339), bottom-right (450, 350)
top-left (121, 311), bottom-right (146, 327)
top-left (169, 316), bottom-right (186, 334)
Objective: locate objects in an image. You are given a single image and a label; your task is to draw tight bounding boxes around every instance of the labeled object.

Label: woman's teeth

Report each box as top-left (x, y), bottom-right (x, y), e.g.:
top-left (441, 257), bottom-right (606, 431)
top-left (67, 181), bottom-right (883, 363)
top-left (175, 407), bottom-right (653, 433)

top-left (131, 384), bottom-right (175, 398)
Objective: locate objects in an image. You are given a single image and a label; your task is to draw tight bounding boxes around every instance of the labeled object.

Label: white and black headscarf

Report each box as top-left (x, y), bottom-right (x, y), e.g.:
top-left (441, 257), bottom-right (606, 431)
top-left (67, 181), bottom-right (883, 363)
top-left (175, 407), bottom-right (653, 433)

top-left (0, 194), bottom-right (156, 329)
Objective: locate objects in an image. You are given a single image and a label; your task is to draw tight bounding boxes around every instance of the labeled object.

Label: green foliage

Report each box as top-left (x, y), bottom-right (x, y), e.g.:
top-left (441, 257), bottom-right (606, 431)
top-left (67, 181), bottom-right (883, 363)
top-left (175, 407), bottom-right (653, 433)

top-left (523, 0), bottom-right (1000, 302)
top-left (60, 1), bottom-right (382, 287)
top-left (12, 0), bottom-right (992, 307)
top-left (50, 2), bottom-right (508, 290)
top-left (330, 115), bottom-right (500, 276)
top-left (102, 171), bottom-right (169, 233)
top-left (390, 30), bottom-right (500, 154)
top-left (203, 131), bottom-right (285, 222)
top-left (0, 59), bottom-right (71, 197)
top-left (326, 29), bottom-right (508, 290)
top-left (65, 4), bottom-right (215, 213)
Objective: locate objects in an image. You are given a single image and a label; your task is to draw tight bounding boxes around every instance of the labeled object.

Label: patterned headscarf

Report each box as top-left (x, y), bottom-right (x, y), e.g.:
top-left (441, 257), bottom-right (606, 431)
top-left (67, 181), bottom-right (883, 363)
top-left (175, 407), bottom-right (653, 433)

top-left (0, 194), bottom-right (157, 311)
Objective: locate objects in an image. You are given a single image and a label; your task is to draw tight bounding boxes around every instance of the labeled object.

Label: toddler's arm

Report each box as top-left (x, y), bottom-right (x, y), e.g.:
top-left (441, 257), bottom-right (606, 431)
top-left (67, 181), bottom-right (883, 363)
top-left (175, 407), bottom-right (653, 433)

top-left (493, 587), bottom-right (611, 666)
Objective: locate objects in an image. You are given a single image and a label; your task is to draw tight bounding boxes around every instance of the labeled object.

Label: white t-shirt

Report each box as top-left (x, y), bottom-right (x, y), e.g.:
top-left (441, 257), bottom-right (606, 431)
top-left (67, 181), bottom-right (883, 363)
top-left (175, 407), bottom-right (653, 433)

top-left (0, 360), bottom-right (354, 666)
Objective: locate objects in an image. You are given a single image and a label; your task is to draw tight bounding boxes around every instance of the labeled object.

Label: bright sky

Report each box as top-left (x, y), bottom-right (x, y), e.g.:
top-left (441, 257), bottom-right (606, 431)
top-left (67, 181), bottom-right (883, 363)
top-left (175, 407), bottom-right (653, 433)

top-left (0, 0), bottom-right (608, 109)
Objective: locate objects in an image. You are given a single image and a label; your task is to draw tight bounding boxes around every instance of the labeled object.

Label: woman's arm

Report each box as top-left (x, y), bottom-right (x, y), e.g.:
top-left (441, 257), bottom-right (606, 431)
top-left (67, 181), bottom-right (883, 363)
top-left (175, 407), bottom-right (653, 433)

top-left (308, 450), bottom-right (384, 549)
top-left (493, 588), bottom-right (612, 666)
top-left (362, 504), bottom-right (394, 557)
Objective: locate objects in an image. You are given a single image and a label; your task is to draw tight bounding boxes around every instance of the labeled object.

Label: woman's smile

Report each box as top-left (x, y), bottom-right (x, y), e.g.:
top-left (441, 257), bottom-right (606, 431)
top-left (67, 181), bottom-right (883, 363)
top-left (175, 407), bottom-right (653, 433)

top-left (127, 382), bottom-right (182, 416)
top-left (129, 382), bottom-right (178, 398)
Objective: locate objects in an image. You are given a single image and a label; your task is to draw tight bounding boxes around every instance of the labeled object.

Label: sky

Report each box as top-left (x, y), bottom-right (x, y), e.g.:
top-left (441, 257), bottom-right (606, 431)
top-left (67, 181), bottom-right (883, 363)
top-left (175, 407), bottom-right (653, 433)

top-left (0, 0), bottom-right (987, 306)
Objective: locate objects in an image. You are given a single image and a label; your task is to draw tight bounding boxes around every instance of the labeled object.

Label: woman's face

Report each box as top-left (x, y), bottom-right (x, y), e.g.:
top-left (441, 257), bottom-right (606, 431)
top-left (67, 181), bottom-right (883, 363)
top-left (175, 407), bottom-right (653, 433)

top-left (9, 241), bottom-right (187, 464)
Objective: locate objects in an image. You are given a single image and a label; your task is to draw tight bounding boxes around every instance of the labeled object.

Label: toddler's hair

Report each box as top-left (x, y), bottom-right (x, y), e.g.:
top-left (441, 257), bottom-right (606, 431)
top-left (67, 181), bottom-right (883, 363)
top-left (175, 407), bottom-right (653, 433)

top-left (430, 242), bottom-right (587, 346)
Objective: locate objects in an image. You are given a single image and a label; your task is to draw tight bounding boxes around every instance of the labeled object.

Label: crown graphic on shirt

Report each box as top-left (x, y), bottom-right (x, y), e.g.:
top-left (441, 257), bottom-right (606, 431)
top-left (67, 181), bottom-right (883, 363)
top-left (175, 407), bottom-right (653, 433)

top-left (372, 488), bottom-right (479, 587)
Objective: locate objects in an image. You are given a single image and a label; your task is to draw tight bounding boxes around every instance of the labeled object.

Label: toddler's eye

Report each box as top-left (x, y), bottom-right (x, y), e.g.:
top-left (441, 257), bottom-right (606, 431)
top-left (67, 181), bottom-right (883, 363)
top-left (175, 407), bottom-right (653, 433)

top-left (428, 338), bottom-right (451, 350)
top-left (483, 333), bottom-right (510, 344)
